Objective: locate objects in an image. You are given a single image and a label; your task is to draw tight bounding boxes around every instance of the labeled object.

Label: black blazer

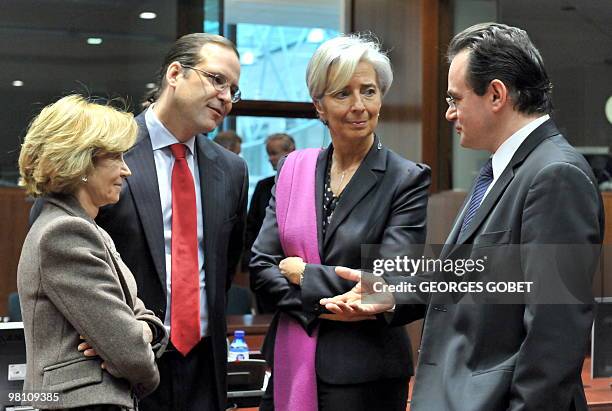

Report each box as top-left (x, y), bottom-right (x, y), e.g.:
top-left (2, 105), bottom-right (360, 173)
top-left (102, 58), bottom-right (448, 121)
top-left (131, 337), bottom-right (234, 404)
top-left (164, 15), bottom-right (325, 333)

top-left (250, 138), bottom-right (430, 384)
top-left (388, 120), bottom-right (604, 411)
top-left (96, 113), bottom-right (248, 410)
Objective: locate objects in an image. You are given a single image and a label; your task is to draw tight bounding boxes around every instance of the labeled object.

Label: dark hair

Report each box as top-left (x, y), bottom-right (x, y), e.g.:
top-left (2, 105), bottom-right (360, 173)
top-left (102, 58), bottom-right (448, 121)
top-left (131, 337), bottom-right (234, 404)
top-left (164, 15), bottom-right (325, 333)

top-left (266, 133), bottom-right (296, 152)
top-left (447, 23), bottom-right (553, 115)
top-left (142, 33), bottom-right (239, 106)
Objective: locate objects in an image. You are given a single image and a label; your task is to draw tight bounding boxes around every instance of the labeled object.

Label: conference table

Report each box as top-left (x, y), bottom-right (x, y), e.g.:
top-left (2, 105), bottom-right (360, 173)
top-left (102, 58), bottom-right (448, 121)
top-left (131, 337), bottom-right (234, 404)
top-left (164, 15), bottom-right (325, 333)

top-left (227, 315), bottom-right (612, 410)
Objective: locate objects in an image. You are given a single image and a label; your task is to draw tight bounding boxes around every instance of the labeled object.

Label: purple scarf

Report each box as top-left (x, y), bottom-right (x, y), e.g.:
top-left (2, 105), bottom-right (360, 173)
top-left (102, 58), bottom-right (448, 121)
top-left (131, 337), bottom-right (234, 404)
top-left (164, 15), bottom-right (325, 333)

top-left (273, 148), bottom-right (321, 411)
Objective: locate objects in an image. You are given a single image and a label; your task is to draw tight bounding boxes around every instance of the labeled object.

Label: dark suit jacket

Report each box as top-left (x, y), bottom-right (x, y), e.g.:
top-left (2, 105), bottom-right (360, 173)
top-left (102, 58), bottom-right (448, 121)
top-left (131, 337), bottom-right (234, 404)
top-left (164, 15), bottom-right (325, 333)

top-left (242, 175), bottom-right (274, 274)
top-left (387, 120), bottom-right (604, 411)
top-left (18, 194), bottom-right (166, 409)
top-left (95, 113), bottom-right (248, 410)
top-left (250, 138), bottom-right (431, 384)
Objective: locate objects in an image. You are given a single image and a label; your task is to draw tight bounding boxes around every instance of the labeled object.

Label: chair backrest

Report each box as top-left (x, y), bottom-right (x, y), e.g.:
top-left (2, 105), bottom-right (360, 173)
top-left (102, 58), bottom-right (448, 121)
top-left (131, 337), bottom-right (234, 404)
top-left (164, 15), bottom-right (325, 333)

top-left (8, 292), bottom-right (21, 322)
top-left (227, 359), bottom-right (267, 391)
top-left (592, 299), bottom-right (612, 378)
top-left (227, 285), bottom-right (253, 315)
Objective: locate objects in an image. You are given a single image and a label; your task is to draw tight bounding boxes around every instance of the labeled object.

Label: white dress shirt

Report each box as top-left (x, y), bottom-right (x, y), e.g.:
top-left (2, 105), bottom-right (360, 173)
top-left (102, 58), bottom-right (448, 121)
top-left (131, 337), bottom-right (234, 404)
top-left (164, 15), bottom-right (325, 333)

top-left (145, 106), bottom-right (209, 338)
top-left (481, 114), bottom-right (550, 203)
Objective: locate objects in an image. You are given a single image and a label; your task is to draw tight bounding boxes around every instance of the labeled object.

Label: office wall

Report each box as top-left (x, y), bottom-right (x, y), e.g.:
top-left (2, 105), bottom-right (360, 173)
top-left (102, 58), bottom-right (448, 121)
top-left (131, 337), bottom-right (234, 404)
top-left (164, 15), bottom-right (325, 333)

top-left (451, 0), bottom-right (497, 191)
top-left (0, 188), bottom-right (31, 316)
top-left (601, 193), bottom-right (612, 300)
top-left (351, 0), bottom-right (423, 164)
top-left (497, 0), bottom-right (612, 153)
top-left (351, 0), bottom-right (451, 194)
top-left (550, 65), bottom-right (612, 150)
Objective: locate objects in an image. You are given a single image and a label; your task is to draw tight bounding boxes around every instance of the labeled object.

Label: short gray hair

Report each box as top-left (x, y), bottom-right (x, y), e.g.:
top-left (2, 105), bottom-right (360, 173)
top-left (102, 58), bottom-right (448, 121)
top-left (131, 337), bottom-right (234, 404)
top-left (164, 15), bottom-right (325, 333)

top-left (306, 33), bottom-right (393, 101)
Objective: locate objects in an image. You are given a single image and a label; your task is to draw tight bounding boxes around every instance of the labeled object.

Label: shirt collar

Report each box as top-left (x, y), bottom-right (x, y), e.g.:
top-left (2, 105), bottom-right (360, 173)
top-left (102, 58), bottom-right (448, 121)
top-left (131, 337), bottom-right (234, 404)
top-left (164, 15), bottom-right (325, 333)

top-left (145, 105), bottom-right (196, 156)
top-left (491, 114), bottom-right (550, 180)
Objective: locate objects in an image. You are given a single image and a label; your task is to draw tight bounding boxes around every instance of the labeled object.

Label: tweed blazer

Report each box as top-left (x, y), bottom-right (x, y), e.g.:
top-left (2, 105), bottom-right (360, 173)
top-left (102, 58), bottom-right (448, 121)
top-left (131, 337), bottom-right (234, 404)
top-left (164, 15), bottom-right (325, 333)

top-left (17, 194), bottom-right (167, 410)
top-left (29, 112), bottom-right (249, 411)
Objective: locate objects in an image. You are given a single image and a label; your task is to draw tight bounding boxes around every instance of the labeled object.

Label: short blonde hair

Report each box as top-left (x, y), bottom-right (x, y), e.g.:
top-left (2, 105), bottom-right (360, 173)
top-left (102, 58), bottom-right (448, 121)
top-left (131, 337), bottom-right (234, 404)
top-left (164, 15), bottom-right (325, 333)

top-left (19, 94), bottom-right (137, 196)
top-left (306, 33), bottom-right (393, 101)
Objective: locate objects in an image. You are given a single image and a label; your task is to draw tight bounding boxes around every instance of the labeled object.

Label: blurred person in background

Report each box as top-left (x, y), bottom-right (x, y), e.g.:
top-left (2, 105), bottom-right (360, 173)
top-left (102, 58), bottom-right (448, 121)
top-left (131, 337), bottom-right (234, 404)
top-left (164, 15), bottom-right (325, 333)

top-left (242, 133), bottom-right (295, 280)
top-left (214, 129), bottom-right (242, 154)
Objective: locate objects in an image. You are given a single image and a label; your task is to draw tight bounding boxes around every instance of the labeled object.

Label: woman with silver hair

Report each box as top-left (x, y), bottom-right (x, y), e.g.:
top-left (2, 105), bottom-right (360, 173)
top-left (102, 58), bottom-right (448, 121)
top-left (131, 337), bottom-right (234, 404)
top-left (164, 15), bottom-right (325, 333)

top-left (251, 34), bottom-right (431, 410)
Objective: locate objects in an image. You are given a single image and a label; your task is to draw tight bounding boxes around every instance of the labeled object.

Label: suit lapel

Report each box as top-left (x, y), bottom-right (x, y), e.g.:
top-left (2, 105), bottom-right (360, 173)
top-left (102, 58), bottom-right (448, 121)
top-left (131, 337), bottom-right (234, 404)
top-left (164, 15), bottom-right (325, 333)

top-left (125, 117), bottom-right (166, 287)
top-left (440, 194), bottom-right (471, 259)
top-left (315, 148), bottom-right (329, 260)
top-left (196, 136), bottom-right (224, 309)
top-left (323, 139), bottom-right (386, 249)
top-left (448, 119), bottom-right (561, 253)
top-left (455, 168), bottom-right (514, 245)
top-left (48, 194), bottom-right (137, 306)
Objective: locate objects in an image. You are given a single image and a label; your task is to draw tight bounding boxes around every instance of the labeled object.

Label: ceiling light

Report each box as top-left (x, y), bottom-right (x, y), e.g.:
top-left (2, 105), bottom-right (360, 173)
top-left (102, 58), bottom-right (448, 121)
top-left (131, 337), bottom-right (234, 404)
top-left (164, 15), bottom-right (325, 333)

top-left (240, 51), bottom-right (255, 65)
top-left (605, 96), bottom-right (612, 125)
top-left (145, 82), bottom-right (156, 89)
top-left (139, 12), bottom-right (157, 20)
top-left (12, 80), bottom-right (24, 87)
top-left (307, 29), bottom-right (325, 43)
top-left (87, 37), bottom-right (103, 45)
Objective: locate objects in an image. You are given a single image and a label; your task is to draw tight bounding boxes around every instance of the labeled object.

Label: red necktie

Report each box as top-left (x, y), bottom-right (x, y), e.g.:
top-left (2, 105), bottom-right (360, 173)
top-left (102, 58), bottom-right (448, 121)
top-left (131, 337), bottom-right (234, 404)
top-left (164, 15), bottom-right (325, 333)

top-left (169, 143), bottom-right (200, 356)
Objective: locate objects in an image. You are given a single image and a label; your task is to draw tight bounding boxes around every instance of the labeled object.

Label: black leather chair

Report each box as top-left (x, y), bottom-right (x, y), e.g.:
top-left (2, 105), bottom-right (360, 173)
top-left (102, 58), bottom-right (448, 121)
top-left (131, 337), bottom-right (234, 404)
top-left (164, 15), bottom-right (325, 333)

top-left (227, 359), bottom-right (268, 408)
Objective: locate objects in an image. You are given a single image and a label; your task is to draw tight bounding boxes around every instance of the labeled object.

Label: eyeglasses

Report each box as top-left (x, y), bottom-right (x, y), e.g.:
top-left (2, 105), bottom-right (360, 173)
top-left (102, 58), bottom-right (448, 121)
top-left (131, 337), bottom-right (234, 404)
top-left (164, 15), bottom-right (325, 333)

top-left (445, 95), bottom-right (457, 111)
top-left (181, 64), bottom-right (241, 103)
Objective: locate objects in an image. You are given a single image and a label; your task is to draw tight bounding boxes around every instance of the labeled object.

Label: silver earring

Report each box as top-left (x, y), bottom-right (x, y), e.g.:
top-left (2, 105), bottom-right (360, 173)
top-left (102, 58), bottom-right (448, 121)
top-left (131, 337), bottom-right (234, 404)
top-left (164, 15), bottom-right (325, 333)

top-left (377, 136), bottom-right (383, 150)
top-left (81, 176), bottom-right (88, 182)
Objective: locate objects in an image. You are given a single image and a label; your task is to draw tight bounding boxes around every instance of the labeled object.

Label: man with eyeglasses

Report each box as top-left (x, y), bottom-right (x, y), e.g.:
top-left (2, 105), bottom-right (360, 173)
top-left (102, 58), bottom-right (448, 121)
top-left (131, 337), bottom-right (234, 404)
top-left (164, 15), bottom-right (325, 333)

top-left (95, 33), bottom-right (248, 411)
top-left (322, 23), bottom-right (603, 411)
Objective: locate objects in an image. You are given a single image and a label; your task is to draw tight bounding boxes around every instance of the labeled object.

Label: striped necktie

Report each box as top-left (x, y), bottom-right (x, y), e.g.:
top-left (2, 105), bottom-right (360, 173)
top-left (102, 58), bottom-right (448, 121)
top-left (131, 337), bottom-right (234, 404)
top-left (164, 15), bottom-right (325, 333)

top-left (459, 158), bottom-right (494, 236)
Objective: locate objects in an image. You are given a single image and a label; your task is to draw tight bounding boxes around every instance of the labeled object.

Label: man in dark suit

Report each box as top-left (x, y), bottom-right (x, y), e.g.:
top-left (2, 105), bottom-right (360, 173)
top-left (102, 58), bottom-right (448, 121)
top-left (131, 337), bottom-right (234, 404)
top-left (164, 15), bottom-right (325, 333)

top-left (322, 23), bottom-right (604, 411)
top-left (242, 133), bottom-right (295, 280)
top-left (96, 33), bottom-right (248, 411)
